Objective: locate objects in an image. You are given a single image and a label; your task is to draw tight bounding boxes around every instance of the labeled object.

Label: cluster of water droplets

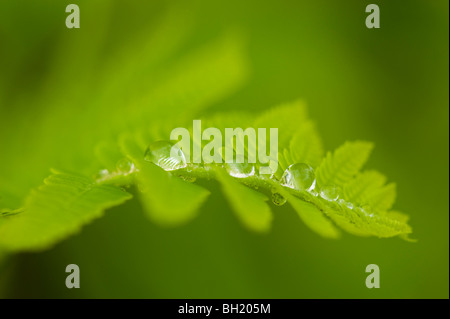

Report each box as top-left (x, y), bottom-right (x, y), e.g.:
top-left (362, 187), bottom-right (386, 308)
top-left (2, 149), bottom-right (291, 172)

top-left (143, 140), bottom-right (258, 178)
top-left (271, 162), bottom-right (374, 216)
top-left (140, 140), bottom-right (373, 216)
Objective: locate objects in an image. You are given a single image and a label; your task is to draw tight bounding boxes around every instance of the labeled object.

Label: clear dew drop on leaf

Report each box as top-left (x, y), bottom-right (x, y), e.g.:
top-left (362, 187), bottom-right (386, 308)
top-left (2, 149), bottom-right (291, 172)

top-left (338, 198), bottom-right (354, 209)
top-left (319, 185), bottom-right (340, 201)
top-left (271, 188), bottom-right (287, 206)
top-left (94, 169), bottom-right (110, 182)
top-left (225, 161), bottom-right (255, 178)
top-left (280, 163), bottom-right (316, 192)
top-left (144, 140), bottom-right (187, 171)
top-left (116, 158), bottom-right (136, 175)
top-left (358, 205), bottom-right (374, 218)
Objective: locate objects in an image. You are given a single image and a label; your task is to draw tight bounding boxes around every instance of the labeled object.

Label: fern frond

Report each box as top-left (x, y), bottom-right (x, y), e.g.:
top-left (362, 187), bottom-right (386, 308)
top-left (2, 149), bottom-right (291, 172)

top-left (0, 171), bottom-right (132, 252)
top-left (363, 183), bottom-right (397, 213)
top-left (89, 105), bottom-right (412, 241)
top-left (217, 169), bottom-right (272, 232)
top-left (316, 141), bottom-right (374, 188)
top-left (253, 100), bottom-right (309, 148)
top-left (276, 186), bottom-right (341, 239)
top-left (120, 134), bottom-right (210, 226)
top-left (288, 121), bottom-right (324, 168)
top-left (343, 170), bottom-right (387, 203)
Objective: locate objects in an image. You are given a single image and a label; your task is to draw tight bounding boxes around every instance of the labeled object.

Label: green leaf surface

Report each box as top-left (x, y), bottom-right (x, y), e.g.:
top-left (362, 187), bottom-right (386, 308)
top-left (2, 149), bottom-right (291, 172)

top-left (322, 203), bottom-right (412, 238)
top-left (277, 187), bottom-right (341, 239)
top-left (137, 162), bottom-right (210, 226)
top-left (288, 122), bottom-right (324, 168)
top-left (216, 170), bottom-right (273, 233)
top-left (364, 183), bottom-right (397, 213)
top-left (316, 141), bottom-right (374, 188)
top-left (0, 172), bottom-right (132, 252)
top-left (343, 170), bottom-right (387, 203)
top-left (252, 101), bottom-right (323, 179)
top-left (342, 170), bottom-right (396, 213)
top-left (253, 100), bottom-right (309, 148)
top-left (95, 140), bottom-right (125, 172)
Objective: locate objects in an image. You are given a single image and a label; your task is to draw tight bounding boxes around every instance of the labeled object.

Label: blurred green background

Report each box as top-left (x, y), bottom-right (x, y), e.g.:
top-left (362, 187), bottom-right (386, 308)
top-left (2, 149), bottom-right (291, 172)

top-left (0, 0), bottom-right (448, 298)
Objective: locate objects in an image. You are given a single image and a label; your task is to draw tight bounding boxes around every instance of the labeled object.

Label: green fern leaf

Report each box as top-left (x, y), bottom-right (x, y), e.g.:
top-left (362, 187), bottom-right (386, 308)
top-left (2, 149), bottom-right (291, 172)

top-left (216, 169), bottom-right (272, 232)
top-left (253, 100), bottom-right (309, 148)
top-left (95, 140), bottom-right (125, 172)
top-left (342, 170), bottom-right (396, 213)
top-left (321, 202), bottom-right (412, 238)
top-left (277, 187), bottom-right (341, 239)
top-left (316, 141), bottom-right (374, 188)
top-left (119, 134), bottom-right (210, 226)
top-left (342, 170), bottom-right (386, 202)
top-left (137, 162), bottom-right (210, 226)
top-left (288, 122), bottom-right (324, 168)
top-left (363, 183), bottom-right (397, 213)
top-left (0, 171), bottom-right (132, 252)
top-left (252, 101), bottom-right (322, 179)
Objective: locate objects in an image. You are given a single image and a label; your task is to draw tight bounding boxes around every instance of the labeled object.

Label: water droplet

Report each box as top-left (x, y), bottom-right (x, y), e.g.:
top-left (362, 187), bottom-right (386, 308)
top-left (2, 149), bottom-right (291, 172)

top-left (320, 185), bottom-right (340, 201)
top-left (271, 188), bottom-right (286, 206)
top-left (94, 169), bottom-right (110, 181)
top-left (309, 189), bottom-right (319, 197)
top-left (280, 163), bottom-right (316, 191)
top-left (338, 199), bottom-right (354, 209)
top-left (359, 205), bottom-right (374, 218)
top-left (225, 162), bottom-right (255, 178)
top-left (116, 158), bottom-right (135, 174)
top-left (144, 140), bottom-right (187, 171)
top-left (270, 174), bottom-right (280, 182)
